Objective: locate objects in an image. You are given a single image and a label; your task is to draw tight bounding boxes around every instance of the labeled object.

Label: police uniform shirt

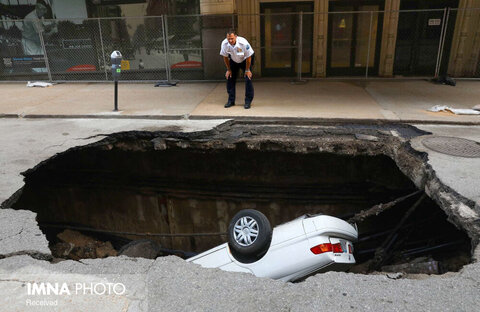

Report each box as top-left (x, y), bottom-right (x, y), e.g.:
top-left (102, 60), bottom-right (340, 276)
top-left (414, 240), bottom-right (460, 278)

top-left (220, 36), bottom-right (254, 64)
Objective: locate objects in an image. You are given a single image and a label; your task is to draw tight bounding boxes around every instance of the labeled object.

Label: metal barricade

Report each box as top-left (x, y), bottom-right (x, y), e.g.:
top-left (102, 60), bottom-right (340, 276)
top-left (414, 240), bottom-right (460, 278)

top-left (326, 10), bottom-right (386, 79)
top-left (258, 11), bottom-right (308, 80)
top-left (444, 8), bottom-right (480, 79)
top-left (165, 14), bottom-right (235, 81)
top-left (393, 9), bottom-right (447, 78)
top-left (99, 16), bottom-right (168, 81)
top-left (1, 8), bottom-right (480, 82)
top-left (41, 18), bottom-right (105, 81)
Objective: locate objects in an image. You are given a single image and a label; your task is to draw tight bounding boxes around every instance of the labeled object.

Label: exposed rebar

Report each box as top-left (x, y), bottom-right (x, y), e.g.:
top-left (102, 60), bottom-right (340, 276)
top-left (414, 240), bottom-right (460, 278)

top-left (348, 190), bottom-right (423, 224)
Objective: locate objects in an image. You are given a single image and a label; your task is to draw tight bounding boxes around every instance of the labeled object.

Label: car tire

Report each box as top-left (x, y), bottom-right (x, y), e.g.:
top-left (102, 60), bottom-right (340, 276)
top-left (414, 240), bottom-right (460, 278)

top-left (228, 209), bottom-right (272, 263)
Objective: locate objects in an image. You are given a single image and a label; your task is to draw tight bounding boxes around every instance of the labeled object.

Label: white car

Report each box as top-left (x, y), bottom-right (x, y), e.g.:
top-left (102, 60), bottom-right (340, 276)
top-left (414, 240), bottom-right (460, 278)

top-left (187, 209), bottom-right (358, 282)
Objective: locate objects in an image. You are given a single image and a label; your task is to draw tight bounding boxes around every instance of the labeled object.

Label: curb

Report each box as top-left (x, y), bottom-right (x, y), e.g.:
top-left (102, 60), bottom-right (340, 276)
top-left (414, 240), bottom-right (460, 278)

top-left (1, 114), bottom-right (479, 126)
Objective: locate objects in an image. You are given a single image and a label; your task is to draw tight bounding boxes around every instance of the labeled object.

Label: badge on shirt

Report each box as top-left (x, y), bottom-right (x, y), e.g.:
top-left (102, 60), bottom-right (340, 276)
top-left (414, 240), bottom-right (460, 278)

top-left (236, 47), bottom-right (244, 56)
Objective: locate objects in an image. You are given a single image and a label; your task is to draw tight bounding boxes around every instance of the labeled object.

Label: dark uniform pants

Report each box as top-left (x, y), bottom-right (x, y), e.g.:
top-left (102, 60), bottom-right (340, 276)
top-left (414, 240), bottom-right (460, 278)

top-left (227, 54), bottom-right (255, 104)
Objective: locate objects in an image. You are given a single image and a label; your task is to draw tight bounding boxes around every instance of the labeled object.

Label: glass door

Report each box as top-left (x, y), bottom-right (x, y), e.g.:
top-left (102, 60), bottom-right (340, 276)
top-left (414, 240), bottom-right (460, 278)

top-left (329, 7), bottom-right (354, 70)
top-left (261, 2), bottom-right (313, 77)
top-left (262, 6), bottom-right (295, 75)
top-left (327, 2), bottom-right (383, 76)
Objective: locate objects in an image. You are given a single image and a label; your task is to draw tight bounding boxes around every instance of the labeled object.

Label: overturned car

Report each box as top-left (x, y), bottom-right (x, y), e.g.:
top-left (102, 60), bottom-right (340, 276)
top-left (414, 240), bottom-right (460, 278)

top-left (188, 209), bottom-right (358, 282)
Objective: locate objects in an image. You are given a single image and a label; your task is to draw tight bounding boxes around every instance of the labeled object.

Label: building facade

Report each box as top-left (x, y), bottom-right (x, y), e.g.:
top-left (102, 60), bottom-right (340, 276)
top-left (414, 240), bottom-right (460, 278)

top-left (1, 0), bottom-right (479, 80)
top-left (202, 0), bottom-right (480, 78)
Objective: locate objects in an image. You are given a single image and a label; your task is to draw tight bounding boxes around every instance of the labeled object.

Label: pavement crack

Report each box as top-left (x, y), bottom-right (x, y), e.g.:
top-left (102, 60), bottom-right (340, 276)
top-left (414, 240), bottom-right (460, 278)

top-left (0, 228), bottom-right (24, 242)
top-left (40, 139), bottom-right (70, 152)
top-left (81, 134), bottom-right (110, 140)
top-left (0, 278), bottom-right (33, 284)
top-left (145, 259), bottom-right (157, 275)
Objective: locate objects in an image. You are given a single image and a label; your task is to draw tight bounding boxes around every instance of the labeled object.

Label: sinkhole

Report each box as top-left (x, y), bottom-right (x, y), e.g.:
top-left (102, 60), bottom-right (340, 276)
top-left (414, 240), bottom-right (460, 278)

top-left (5, 125), bottom-right (473, 275)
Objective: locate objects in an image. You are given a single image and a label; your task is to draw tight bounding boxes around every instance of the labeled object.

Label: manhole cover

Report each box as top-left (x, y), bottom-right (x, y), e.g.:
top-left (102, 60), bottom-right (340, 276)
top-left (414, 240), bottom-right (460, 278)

top-left (421, 136), bottom-right (480, 158)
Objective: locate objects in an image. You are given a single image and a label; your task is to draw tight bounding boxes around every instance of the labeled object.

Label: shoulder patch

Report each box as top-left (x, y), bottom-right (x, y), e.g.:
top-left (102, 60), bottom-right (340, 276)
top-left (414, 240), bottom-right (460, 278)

top-left (246, 44), bottom-right (250, 50)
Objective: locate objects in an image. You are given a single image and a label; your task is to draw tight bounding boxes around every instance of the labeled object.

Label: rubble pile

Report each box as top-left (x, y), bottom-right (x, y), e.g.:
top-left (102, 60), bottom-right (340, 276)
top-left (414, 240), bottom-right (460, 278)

top-left (51, 229), bottom-right (117, 260)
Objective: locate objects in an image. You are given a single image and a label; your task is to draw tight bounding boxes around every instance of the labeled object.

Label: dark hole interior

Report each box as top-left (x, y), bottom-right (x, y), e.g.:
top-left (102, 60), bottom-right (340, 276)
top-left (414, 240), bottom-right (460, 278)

top-left (9, 142), bottom-right (472, 273)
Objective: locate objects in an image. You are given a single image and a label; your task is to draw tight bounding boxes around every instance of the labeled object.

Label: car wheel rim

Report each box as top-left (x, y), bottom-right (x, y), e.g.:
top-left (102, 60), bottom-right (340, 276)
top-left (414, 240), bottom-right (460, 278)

top-left (233, 216), bottom-right (259, 247)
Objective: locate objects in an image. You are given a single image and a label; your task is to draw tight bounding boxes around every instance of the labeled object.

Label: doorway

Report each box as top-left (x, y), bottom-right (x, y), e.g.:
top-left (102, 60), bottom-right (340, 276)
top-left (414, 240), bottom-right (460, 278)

top-left (327, 1), bottom-right (384, 76)
top-left (394, 0), bottom-right (459, 76)
top-left (260, 2), bottom-right (314, 77)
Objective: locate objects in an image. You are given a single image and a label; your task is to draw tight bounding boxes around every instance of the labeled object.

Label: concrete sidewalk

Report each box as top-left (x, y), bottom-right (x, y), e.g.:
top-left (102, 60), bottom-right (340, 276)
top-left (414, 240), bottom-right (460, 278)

top-left (1, 80), bottom-right (479, 123)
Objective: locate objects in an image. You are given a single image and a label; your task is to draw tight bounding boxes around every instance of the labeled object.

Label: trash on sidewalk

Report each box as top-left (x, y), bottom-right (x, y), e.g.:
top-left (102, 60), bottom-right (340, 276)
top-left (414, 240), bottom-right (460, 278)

top-left (431, 76), bottom-right (456, 86)
top-left (27, 81), bottom-right (54, 88)
top-left (428, 105), bottom-right (480, 115)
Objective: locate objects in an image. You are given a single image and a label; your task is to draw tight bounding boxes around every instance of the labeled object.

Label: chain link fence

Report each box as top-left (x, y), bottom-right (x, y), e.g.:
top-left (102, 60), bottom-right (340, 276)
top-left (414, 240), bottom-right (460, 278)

top-left (1, 8), bottom-right (479, 82)
top-left (166, 14), bottom-right (235, 81)
top-left (394, 9), bottom-right (447, 78)
top-left (44, 18), bottom-right (104, 81)
top-left (102, 16), bottom-right (168, 81)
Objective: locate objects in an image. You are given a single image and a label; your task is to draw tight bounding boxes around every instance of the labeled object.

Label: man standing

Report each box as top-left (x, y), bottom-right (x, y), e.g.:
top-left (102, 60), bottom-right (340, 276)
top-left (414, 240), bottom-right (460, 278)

top-left (220, 29), bottom-right (255, 109)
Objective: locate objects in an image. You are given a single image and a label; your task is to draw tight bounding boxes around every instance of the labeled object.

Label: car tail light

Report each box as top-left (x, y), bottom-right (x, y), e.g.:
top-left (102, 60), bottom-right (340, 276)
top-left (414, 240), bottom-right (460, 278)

top-left (348, 244), bottom-right (353, 254)
top-left (332, 243), bottom-right (343, 253)
top-left (310, 243), bottom-right (332, 255)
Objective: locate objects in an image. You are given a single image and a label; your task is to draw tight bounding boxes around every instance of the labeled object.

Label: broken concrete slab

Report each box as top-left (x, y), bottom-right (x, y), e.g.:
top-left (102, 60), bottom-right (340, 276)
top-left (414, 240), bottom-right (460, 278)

top-left (410, 125), bottom-right (480, 206)
top-left (0, 209), bottom-right (50, 259)
top-left (1, 254), bottom-right (479, 312)
top-left (0, 255), bottom-right (152, 312)
top-left (409, 125), bottom-right (480, 246)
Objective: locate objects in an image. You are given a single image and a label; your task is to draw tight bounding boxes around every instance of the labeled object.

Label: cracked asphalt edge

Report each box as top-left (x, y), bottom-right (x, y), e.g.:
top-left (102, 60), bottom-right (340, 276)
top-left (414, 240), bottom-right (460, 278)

top-left (0, 119), bottom-right (479, 311)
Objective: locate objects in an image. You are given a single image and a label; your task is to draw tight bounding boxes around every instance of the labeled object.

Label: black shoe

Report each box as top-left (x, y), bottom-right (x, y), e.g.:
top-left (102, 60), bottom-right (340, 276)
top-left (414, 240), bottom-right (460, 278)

top-left (224, 101), bottom-right (235, 108)
top-left (244, 102), bottom-right (251, 109)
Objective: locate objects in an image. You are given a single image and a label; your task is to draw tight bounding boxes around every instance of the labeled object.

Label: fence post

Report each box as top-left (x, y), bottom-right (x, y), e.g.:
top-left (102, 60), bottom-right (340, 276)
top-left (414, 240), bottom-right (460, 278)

top-left (295, 11), bottom-right (304, 82)
top-left (163, 15), bottom-right (172, 82)
top-left (435, 8), bottom-right (450, 78)
top-left (161, 15), bottom-right (168, 81)
top-left (37, 20), bottom-right (52, 82)
top-left (155, 15), bottom-right (177, 86)
top-left (97, 18), bottom-right (108, 81)
top-left (366, 11), bottom-right (373, 79)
